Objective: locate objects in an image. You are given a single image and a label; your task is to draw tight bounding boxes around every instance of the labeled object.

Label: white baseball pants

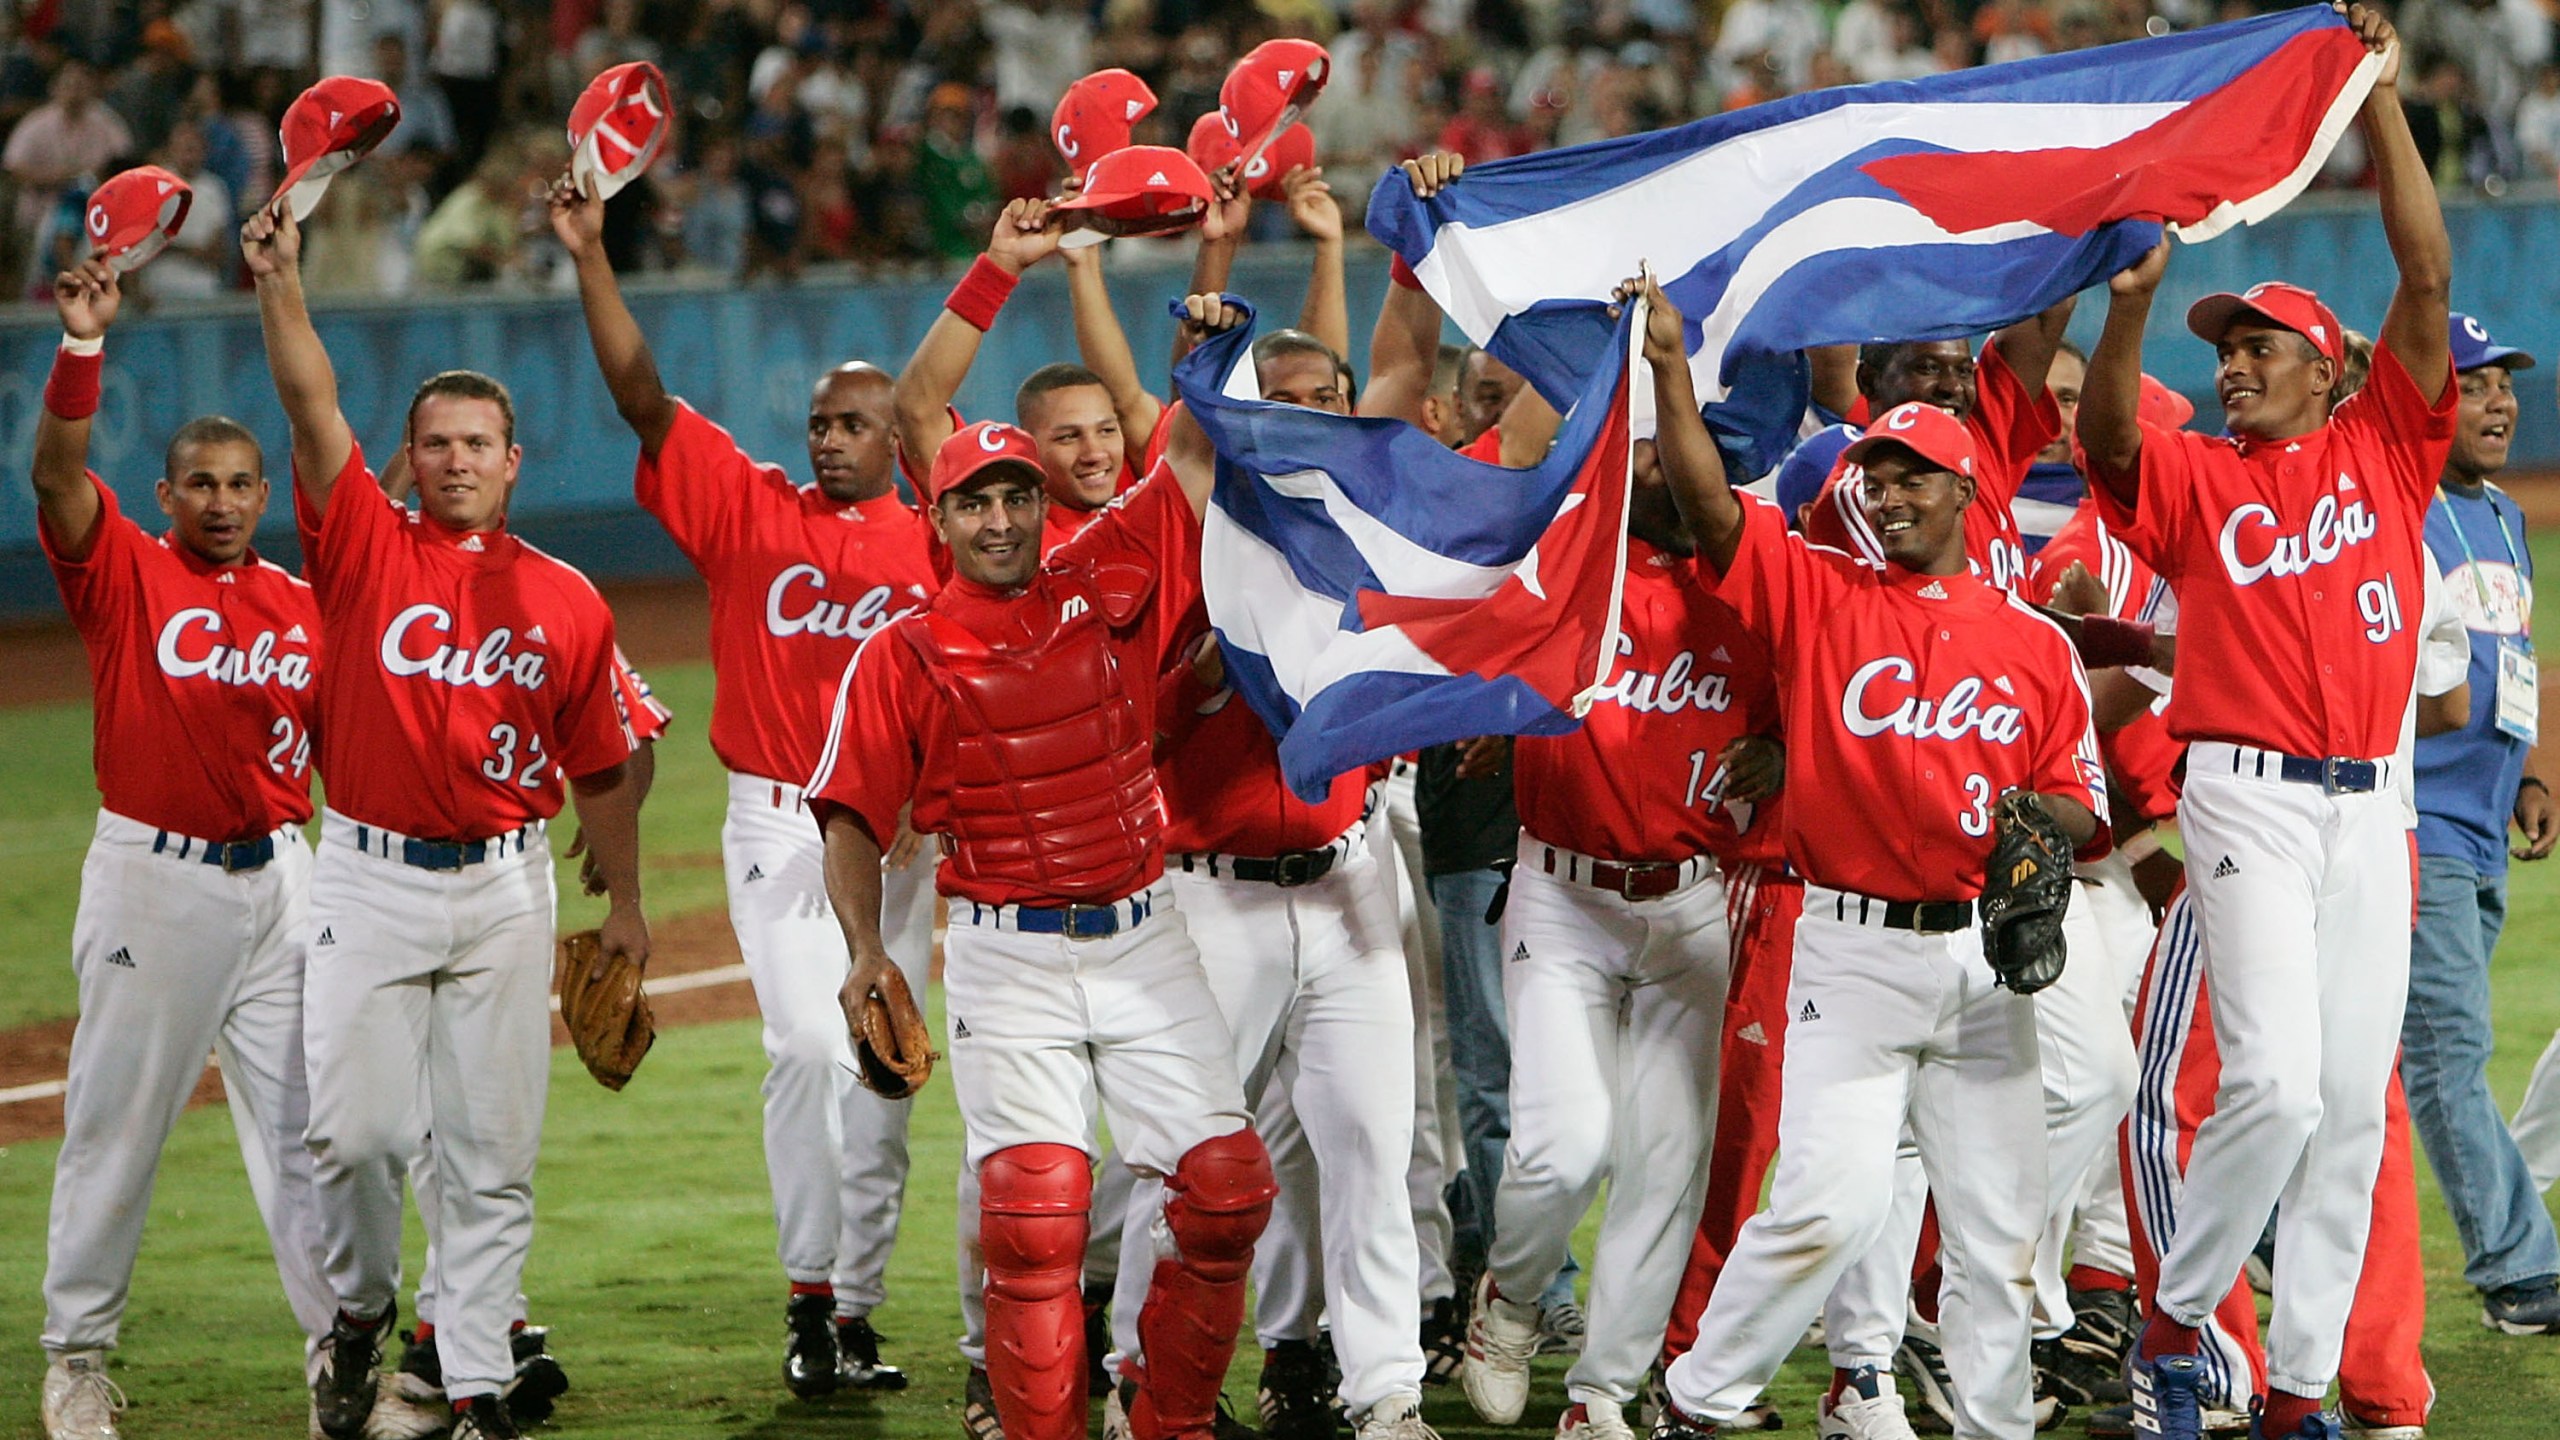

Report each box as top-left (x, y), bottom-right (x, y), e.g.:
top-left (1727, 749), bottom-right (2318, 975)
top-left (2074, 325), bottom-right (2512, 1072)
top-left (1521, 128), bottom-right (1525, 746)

top-left (1380, 765), bottom-right (1460, 1304)
top-left (302, 811), bottom-right (555, 1401)
top-left (1666, 897), bottom-right (2046, 1440)
top-left (1113, 841), bottom-right (1425, 1412)
top-left (1494, 844), bottom-right (1730, 1411)
top-left (724, 774), bottom-right (933, 1308)
top-left (2513, 1030), bottom-right (2560, 1194)
top-left (2055, 850), bottom-right (2156, 1292)
top-left (2151, 747), bottom-right (2412, 1398)
top-left (43, 812), bottom-right (334, 1357)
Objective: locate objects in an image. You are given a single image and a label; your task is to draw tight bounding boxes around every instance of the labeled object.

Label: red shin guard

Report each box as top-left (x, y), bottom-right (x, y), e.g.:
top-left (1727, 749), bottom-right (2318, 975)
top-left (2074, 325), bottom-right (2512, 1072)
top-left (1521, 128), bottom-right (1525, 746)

top-left (1127, 1129), bottom-right (1276, 1440)
top-left (980, 1144), bottom-right (1094, 1440)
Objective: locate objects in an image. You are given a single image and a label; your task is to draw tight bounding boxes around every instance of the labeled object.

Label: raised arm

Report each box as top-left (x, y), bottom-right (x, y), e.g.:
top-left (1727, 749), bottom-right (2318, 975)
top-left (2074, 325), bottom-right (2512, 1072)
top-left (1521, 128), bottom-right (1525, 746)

top-left (30, 260), bottom-right (118, 560)
top-left (1282, 167), bottom-right (1349, 360)
top-left (553, 179), bottom-right (678, 455)
top-left (1361, 154), bottom-right (1464, 425)
top-left (1986, 293), bottom-right (2078, 396)
top-left (894, 198), bottom-right (1064, 472)
top-left (2352, 3), bottom-right (2451, 399)
top-left (1632, 276), bottom-right (1742, 571)
top-left (1171, 178), bottom-right (1251, 369)
top-left (2076, 240), bottom-right (2169, 506)
top-left (242, 205), bottom-right (356, 512)
top-left (1063, 244), bottom-right (1166, 451)
top-left (1163, 293), bottom-right (1247, 518)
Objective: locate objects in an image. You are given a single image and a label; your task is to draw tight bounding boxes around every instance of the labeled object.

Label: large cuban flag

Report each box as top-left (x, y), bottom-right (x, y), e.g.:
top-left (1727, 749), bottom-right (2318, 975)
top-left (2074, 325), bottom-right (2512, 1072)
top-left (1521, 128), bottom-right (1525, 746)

top-left (1175, 297), bottom-right (1646, 801)
top-left (1367, 4), bottom-right (2380, 474)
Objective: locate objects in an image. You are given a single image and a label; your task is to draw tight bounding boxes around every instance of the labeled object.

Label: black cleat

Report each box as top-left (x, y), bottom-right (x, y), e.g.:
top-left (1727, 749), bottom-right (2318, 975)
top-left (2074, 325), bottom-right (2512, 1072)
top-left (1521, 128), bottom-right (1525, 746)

top-left (1419, 1295), bottom-right (1466, 1385)
top-left (2483, 1278), bottom-right (2560, 1335)
top-left (964, 1365), bottom-right (1006, 1440)
top-left (505, 1326), bottom-right (569, 1425)
top-left (2034, 1335), bottom-right (2128, 1409)
top-left (784, 1293), bottom-right (842, 1399)
top-left (2065, 1285), bottom-right (2137, 1364)
top-left (395, 1328), bottom-right (442, 1390)
top-left (1650, 1398), bottom-right (1721, 1440)
top-left (1258, 1339), bottom-right (1344, 1440)
top-left (313, 1303), bottom-right (392, 1439)
top-left (1085, 1286), bottom-right (1115, 1399)
top-left (837, 1315), bottom-right (911, 1391)
top-left (451, 1393), bottom-right (523, 1439)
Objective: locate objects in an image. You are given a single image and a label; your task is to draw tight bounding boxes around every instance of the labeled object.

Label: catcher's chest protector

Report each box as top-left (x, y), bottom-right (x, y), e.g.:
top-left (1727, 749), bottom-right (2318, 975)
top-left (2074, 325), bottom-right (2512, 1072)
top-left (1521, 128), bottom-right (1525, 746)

top-left (904, 567), bottom-right (1162, 896)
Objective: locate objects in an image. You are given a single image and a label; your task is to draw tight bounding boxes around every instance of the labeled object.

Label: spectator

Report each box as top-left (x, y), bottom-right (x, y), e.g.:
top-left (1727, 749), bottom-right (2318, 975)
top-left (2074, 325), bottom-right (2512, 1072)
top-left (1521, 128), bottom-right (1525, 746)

top-left (1973, 0), bottom-right (2058, 66)
top-left (990, 105), bottom-right (1056, 203)
top-left (2518, 64), bottom-right (2560, 175)
top-left (2407, 52), bottom-right (2493, 189)
top-left (740, 117), bottom-right (806, 277)
top-left (675, 135), bottom-right (749, 276)
top-left (797, 138), bottom-right (860, 263)
top-left (5, 62), bottom-right (134, 263)
top-left (575, 0), bottom-right (665, 80)
top-left (319, 0), bottom-right (425, 84)
top-left (371, 32), bottom-right (458, 178)
top-left (431, 0), bottom-right (506, 173)
top-left (1441, 68), bottom-right (1532, 165)
top-left (412, 139), bottom-right (530, 284)
top-left (104, 23), bottom-right (195, 155)
top-left (1832, 0), bottom-right (1902, 82)
top-left (915, 83), bottom-right (995, 261)
top-left (983, 0), bottom-right (1094, 113)
top-left (142, 119), bottom-right (238, 298)
top-left (1712, 0), bottom-right (1826, 92)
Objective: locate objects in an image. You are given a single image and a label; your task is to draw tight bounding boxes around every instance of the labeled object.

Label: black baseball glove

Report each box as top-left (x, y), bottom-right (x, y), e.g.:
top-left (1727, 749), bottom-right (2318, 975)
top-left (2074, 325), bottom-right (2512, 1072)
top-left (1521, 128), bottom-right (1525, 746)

top-left (1978, 790), bottom-right (2073, 995)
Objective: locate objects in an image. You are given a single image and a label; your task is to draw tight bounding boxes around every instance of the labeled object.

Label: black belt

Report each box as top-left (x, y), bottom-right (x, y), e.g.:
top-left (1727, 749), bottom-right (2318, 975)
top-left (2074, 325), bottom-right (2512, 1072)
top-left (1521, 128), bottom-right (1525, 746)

top-left (988, 892), bottom-right (1157, 939)
top-left (2231, 748), bottom-right (2379, 796)
top-left (353, 823), bottom-right (534, 873)
top-left (1827, 891), bottom-right (1975, 934)
top-left (153, 830), bottom-right (276, 873)
top-left (1177, 848), bottom-right (1338, 887)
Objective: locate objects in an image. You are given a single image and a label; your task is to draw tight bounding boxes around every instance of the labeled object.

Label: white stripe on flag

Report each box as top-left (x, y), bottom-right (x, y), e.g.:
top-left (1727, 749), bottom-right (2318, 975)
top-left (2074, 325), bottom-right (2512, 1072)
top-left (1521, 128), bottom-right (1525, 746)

top-left (1262, 468), bottom-right (1513, 600)
top-left (1201, 506), bottom-right (1453, 705)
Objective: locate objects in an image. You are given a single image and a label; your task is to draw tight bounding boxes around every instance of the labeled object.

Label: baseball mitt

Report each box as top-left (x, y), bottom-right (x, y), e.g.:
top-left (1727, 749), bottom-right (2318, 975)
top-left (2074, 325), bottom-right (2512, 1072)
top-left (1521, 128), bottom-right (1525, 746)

top-left (557, 928), bottom-right (654, 1090)
top-left (1977, 790), bottom-right (2074, 995)
top-left (842, 966), bottom-right (936, 1100)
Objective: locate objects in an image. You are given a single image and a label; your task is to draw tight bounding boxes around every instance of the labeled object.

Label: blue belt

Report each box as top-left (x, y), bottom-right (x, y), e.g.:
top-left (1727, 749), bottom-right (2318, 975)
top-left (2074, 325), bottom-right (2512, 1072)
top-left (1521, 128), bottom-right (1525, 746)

top-left (968, 892), bottom-right (1156, 939)
top-left (2229, 749), bottom-right (2379, 796)
top-left (153, 830), bottom-right (276, 873)
top-left (352, 823), bottom-right (534, 873)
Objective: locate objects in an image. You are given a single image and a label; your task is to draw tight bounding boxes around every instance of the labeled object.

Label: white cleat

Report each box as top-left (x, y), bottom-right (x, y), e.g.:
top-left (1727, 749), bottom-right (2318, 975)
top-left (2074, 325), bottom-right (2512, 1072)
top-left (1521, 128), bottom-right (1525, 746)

top-left (1461, 1272), bottom-right (1543, 1425)
top-left (363, 1373), bottom-right (452, 1440)
top-left (42, 1352), bottom-right (127, 1440)
top-left (1558, 1399), bottom-right (1637, 1440)
top-left (1817, 1367), bottom-right (1919, 1440)
top-left (1357, 1393), bottom-right (1444, 1440)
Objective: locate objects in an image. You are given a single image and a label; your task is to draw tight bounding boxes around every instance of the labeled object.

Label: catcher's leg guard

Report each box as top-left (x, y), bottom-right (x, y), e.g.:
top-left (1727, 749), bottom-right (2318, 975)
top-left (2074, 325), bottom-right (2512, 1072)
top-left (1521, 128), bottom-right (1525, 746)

top-left (980, 1144), bottom-right (1094, 1440)
top-left (1129, 1128), bottom-right (1276, 1440)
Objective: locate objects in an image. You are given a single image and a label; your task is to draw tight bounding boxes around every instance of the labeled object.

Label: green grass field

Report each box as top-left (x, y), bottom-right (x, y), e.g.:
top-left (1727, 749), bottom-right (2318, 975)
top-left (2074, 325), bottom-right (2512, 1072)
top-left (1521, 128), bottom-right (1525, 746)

top-left (7, 548), bottom-right (2560, 1437)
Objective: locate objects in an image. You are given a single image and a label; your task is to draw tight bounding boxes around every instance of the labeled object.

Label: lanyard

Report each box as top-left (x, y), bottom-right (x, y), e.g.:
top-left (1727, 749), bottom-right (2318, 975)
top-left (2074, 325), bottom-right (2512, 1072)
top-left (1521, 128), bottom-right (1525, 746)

top-left (2438, 487), bottom-right (2531, 640)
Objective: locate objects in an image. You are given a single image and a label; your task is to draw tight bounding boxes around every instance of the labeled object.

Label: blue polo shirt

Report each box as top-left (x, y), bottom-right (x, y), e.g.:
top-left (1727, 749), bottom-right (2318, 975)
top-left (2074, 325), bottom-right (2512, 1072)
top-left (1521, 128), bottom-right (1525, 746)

top-left (2414, 480), bottom-right (2536, 874)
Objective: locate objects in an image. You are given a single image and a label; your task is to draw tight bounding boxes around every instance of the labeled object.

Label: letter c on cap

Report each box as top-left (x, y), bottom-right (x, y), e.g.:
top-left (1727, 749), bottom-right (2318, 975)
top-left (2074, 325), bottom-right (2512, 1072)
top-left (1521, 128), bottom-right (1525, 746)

top-left (1886, 405), bottom-right (1919, 431)
top-left (980, 426), bottom-right (1010, 452)
top-left (2465, 316), bottom-right (2489, 340)
top-left (1058, 124), bottom-right (1079, 159)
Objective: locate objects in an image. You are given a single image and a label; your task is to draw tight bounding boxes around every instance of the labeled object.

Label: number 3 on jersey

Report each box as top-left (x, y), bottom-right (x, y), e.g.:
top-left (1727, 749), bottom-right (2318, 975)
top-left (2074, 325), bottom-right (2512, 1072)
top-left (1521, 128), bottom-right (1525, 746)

top-left (1958, 774), bottom-right (1992, 837)
top-left (482, 722), bottom-right (551, 788)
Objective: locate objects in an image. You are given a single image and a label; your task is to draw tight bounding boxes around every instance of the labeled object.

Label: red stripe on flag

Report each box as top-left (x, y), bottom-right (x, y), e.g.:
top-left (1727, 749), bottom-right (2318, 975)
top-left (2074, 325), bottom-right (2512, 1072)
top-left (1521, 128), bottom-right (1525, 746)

top-left (1860, 28), bottom-right (2368, 237)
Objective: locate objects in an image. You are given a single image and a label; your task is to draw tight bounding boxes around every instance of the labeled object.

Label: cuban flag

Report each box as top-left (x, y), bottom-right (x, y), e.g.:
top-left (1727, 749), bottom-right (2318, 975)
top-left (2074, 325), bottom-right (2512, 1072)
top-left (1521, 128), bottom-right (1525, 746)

top-left (1175, 297), bottom-right (1645, 801)
top-left (1367, 4), bottom-right (2379, 474)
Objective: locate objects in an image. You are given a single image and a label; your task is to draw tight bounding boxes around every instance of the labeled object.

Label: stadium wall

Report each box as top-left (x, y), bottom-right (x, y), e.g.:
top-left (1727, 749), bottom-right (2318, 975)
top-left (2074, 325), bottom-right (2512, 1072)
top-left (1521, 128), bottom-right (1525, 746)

top-left (0, 192), bottom-right (2551, 621)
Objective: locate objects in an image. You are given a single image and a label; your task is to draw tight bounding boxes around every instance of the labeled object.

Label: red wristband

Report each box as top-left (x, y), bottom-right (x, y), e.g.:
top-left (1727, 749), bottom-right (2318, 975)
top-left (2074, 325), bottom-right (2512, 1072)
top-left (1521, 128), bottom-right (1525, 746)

top-left (2074, 614), bottom-right (2157, 669)
top-left (946, 256), bottom-right (1020, 331)
top-left (44, 344), bottom-right (102, 420)
top-left (1389, 253), bottom-right (1423, 290)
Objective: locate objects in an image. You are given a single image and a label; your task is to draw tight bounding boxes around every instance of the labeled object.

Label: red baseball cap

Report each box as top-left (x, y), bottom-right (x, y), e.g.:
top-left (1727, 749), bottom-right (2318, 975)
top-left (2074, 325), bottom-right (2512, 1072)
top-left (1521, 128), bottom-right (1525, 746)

top-left (1842, 401), bottom-right (1980, 480)
top-left (567, 61), bottom-right (671, 202)
top-left (927, 421), bottom-right (1046, 502)
top-left (1186, 113), bottom-right (1314, 201)
top-left (1053, 68), bottom-right (1157, 168)
top-left (1219, 39), bottom-right (1329, 163)
top-left (85, 165), bottom-right (192, 272)
top-left (2185, 281), bottom-right (2343, 365)
top-left (271, 76), bottom-right (400, 220)
top-left (2137, 374), bottom-right (2196, 430)
top-left (1053, 145), bottom-right (1213, 246)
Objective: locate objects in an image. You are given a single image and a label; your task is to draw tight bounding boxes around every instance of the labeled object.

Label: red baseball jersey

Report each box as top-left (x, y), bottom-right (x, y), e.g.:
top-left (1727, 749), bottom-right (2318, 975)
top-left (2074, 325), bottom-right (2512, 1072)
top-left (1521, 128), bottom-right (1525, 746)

top-left (2028, 499), bottom-right (2183, 826)
top-left (637, 402), bottom-right (934, 782)
top-left (1514, 538), bottom-right (1780, 864)
top-left (44, 474), bottom-right (322, 838)
top-left (809, 467), bottom-right (1202, 905)
top-left (1158, 682), bottom-right (1367, 857)
top-left (1801, 343), bottom-right (2059, 593)
top-left (296, 446), bottom-right (635, 839)
top-left (908, 401), bottom-right (1148, 558)
top-left (1705, 494), bottom-right (2109, 902)
top-left (2085, 342), bottom-right (2454, 760)
top-left (610, 646), bottom-right (672, 744)
top-left (1461, 424), bottom-right (1505, 463)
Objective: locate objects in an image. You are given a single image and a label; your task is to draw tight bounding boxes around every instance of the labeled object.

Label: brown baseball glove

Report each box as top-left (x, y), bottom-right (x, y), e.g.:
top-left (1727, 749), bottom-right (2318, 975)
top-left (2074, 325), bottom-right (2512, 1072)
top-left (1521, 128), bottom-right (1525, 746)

top-left (557, 928), bottom-right (654, 1091)
top-left (843, 966), bottom-right (936, 1100)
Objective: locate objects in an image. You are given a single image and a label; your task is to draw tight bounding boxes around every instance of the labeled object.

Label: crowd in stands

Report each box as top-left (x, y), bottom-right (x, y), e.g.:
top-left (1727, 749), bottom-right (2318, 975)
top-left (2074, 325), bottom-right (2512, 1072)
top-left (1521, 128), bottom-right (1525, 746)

top-left (4, 0), bottom-right (2555, 302)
